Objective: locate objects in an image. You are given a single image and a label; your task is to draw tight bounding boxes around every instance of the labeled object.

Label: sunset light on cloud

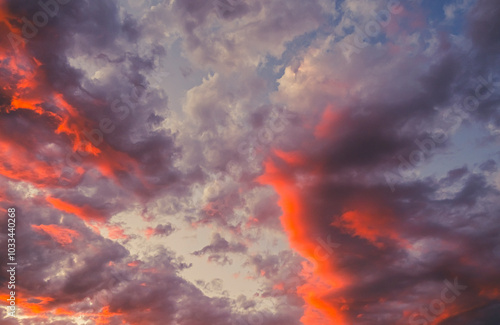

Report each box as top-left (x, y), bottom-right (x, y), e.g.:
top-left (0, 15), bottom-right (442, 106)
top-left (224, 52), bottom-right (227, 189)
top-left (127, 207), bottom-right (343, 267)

top-left (1, 0), bottom-right (500, 324)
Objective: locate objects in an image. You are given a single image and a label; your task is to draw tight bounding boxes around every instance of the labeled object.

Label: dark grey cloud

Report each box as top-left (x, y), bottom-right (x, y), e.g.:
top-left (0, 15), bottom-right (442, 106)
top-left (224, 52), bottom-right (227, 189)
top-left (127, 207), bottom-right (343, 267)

top-left (467, 0), bottom-right (500, 54)
top-left (2, 0), bottom-right (500, 324)
top-left (193, 234), bottom-right (248, 258)
top-left (2, 0), bottom-right (182, 199)
top-left (147, 223), bottom-right (175, 238)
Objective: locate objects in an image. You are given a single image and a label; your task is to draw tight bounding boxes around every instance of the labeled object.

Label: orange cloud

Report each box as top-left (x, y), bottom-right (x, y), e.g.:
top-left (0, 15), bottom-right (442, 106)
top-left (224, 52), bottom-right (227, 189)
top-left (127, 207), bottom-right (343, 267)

top-left (274, 149), bottom-right (307, 166)
top-left (46, 196), bottom-right (107, 222)
top-left (144, 227), bottom-right (155, 239)
top-left (0, 135), bottom-right (61, 186)
top-left (257, 155), bottom-right (348, 325)
top-left (332, 206), bottom-right (406, 249)
top-left (0, 293), bottom-right (54, 315)
top-left (106, 225), bottom-right (128, 240)
top-left (31, 224), bottom-right (80, 246)
top-left (127, 261), bottom-right (140, 267)
top-left (95, 306), bottom-right (123, 325)
top-left (314, 105), bottom-right (341, 139)
top-left (0, 12), bottom-right (144, 190)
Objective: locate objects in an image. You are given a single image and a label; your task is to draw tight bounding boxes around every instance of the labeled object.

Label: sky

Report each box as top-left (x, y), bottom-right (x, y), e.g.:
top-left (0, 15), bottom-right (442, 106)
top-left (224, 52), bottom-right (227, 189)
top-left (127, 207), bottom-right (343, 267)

top-left (0, 0), bottom-right (499, 324)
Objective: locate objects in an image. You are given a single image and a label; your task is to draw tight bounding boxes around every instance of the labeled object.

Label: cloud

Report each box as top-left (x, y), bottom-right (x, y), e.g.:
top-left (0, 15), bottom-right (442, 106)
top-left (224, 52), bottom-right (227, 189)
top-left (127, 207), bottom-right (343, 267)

top-left (193, 233), bottom-right (247, 265)
top-left (145, 223), bottom-right (175, 239)
top-left (169, 0), bottom-right (325, 71)
top-left (31, 224), bottom-right (81, 246)
top-left (1, 0), bottom-right (500, 324)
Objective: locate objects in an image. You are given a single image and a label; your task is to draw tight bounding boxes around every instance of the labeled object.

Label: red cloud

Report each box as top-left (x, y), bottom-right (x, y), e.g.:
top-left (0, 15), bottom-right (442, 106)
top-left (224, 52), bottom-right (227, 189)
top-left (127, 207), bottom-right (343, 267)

top-left (31, 224), bottom-right (80, 246)
top-left (257, 155), bottom-right (349, 325)
top-left (46, 196), bottom-right (107, 222)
